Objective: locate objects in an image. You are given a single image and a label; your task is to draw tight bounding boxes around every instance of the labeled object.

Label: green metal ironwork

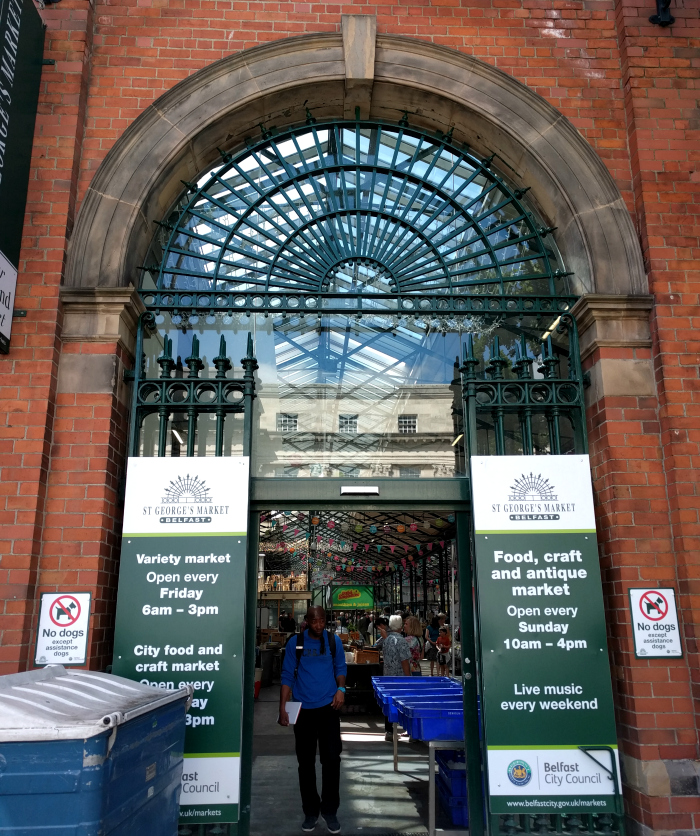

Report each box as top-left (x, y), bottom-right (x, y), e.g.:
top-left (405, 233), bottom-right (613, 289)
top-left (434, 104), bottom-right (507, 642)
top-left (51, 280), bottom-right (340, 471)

top-left (127, 311), bottom-right (258, 459)
top-left (492, 811), bottom-right (624, 835)
top-left (138, 289), bottom-right (577, 319)
top-left (460, 313), bottom-right (588, 459)
top-left (141, 121), bottom-right (570, 300)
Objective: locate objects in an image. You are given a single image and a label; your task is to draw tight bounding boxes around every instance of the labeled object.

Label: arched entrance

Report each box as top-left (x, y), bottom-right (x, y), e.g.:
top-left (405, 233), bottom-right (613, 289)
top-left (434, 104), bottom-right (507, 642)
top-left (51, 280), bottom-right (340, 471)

top-left (65, 25), bottom-right (641, 836)
top-left (124, 116), bottom-right (597, 836)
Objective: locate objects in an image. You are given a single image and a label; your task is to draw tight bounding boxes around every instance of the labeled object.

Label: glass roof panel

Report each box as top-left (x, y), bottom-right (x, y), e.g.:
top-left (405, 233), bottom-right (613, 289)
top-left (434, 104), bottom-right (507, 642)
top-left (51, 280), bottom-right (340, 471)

top-left (145, 121), bottom-right (567, 296)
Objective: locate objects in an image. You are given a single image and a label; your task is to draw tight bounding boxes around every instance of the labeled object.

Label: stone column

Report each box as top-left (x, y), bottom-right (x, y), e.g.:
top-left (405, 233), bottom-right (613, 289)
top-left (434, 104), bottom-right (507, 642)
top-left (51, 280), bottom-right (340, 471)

top-left (35, 287), bottom-right (143, 669)
top-left (573, 293), bottom-right (699, 833)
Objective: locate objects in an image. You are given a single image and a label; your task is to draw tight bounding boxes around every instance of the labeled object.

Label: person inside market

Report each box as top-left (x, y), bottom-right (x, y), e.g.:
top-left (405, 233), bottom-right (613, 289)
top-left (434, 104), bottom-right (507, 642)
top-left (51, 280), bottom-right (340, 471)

top-left (436, 626), bottom-right (452, 677)
top-left (279, 610), bottom-right (297, 633)
top-left (424, 615), bottom-right (441, 676)
top-left (403, 615), bottom-right (424, 677)
top-left (279, 606), bottom-right (347, 835)
top-left (377, 614), bottom-right (412, 741)
top-left (357, 611), bottom-right (371, 644)
top-left (366, 612), bottom-right (375, 645)
top-left (374, 616), bottom-right (389, 649)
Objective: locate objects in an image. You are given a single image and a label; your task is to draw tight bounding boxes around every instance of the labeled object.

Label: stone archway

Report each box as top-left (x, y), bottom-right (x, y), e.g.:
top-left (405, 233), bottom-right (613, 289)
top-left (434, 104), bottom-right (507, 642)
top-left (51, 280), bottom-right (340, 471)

top-left (64, 21), bottom-right (645, 299)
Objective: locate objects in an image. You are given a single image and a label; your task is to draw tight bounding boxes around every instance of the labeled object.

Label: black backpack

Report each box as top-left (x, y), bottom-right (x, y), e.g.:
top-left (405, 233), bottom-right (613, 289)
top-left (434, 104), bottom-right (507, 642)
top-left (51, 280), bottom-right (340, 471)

top-left (294, 629), bottom-right (337, 680)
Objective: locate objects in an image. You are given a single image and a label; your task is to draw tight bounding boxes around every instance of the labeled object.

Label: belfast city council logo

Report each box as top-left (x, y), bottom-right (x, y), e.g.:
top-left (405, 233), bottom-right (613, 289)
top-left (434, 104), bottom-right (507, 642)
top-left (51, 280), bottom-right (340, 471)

top-left (507, 760), bottom-right (532, 786)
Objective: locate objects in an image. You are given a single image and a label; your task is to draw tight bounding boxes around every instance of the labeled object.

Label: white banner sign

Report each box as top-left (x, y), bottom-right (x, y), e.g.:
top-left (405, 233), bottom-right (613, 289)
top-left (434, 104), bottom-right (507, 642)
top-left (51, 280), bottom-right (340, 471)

top-left (488, 747), bottom-right (619, 799)
top-left (0, 249), bottom-right (18, 354)
top-left (122, 456), bottom-right (249, 536)
top-left (471, 454), bottom-right (596, 533)
top-left (35, 592), bottom-right (91, 666)
top-left (629, 588), bottom-right (683, 658)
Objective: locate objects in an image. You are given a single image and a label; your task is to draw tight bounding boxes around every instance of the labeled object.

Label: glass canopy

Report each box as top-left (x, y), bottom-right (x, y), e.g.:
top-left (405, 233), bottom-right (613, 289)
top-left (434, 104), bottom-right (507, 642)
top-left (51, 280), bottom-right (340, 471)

top-left (139, 120), bottom-right (576, 474)
top-left (142, 122), bottom-right (568, 298)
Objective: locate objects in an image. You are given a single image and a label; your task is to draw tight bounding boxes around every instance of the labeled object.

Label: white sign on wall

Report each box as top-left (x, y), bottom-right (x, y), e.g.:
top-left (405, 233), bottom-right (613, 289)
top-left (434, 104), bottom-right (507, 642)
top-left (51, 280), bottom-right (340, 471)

top-left (629, 588), bottom-right (683, 658)
top-left (35, 592), bottom-right (91, 666)
top-left (0, 249), bottom-right (18, 354)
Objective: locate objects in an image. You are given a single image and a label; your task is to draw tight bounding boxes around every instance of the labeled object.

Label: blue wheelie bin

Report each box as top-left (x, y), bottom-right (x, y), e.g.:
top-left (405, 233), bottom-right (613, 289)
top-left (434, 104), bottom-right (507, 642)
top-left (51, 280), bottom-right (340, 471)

top-left (0, 665), bottom-right (192, 836)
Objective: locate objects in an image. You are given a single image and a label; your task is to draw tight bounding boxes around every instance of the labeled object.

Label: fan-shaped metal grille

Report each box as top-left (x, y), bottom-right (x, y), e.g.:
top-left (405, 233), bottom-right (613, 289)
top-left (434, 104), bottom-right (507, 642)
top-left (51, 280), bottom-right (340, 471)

top-left (145, 121), bottom-right (566, 297)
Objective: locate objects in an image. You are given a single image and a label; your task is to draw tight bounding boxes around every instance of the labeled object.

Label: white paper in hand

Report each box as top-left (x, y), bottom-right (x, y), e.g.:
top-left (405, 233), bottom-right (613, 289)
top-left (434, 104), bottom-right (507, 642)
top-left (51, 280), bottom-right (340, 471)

top-left (284, 701), bottom-right (302, 725)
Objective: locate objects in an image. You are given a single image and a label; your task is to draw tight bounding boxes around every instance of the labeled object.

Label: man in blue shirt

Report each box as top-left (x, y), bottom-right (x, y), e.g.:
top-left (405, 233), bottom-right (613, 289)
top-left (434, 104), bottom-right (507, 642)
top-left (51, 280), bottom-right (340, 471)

top-left (280, 606), bottom-right (347, 834)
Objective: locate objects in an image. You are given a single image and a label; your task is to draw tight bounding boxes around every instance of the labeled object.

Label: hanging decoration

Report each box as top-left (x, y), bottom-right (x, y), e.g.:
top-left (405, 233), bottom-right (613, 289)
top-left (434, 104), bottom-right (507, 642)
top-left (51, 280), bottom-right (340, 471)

top-left (312, 516), bottom-right (320, 526)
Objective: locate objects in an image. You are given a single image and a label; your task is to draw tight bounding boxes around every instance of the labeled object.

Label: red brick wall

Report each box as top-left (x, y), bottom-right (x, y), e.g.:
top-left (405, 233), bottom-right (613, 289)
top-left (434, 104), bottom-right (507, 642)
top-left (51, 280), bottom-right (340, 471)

top-left (1, 0), bottom-right (699, 831)
top-left (0, 0), bottom-right (93, 673)
top-left (40, 341), bottom-right (130, 670)
top-left (77, 0), bottom-right (635, 210)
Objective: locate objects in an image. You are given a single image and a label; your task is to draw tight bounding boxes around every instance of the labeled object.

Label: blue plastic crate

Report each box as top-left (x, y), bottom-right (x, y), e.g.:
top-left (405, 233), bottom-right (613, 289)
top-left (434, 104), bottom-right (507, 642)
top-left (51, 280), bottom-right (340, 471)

top-left (374, 680), bottom-right (461, 700)
top-left (437, 772), bottom-right (469, 828)
top-left (391, 694), bottom-right (463, 724)
top-left (400, 703), bottom-right (464, 741)
top-left (384, 690), bottom-right (462, 721)
top-left (436, 748), bottom-right (467, 796)
top-left (372, 676), bottom-right (455, 685)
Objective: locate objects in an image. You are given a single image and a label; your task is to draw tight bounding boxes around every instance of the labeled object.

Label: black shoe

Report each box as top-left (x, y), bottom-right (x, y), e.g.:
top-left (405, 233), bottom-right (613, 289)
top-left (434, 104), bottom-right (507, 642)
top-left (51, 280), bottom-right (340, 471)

top-left (302, 815), bottom-right (318, 832)
top-left (322, 814), bottom-right (341, 834)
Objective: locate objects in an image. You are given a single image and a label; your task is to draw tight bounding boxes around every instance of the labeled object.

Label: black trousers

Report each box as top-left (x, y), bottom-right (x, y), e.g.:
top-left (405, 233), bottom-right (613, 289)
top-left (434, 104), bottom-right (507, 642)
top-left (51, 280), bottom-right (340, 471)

top-left (293, 703), bottom-right (342, 817)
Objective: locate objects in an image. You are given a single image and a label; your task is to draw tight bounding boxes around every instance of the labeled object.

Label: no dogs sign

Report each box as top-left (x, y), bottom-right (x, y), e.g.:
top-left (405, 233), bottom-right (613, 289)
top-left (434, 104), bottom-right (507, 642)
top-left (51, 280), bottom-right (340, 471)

top-left (35, 592), bottom-right (91, 666)
top-left (629, 588), bottom-right (683, 658)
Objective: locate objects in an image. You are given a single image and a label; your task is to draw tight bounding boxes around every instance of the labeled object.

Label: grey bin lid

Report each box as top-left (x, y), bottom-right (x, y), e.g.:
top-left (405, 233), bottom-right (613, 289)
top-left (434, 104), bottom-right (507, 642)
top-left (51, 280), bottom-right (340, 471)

top-left (0, 666), bottom-right (192, 743)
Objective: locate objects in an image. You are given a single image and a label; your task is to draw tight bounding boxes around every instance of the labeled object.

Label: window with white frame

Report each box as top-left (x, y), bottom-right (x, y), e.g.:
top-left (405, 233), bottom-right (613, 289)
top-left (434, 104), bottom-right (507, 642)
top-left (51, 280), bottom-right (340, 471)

top-left (276, 413), bottom-right (298, 433)
top-left (399, 466), bottom-right (421, 478)
top-left (338, 414), bottom-right (358, 434)
top-left (398, 414), bottom-right (417, 434)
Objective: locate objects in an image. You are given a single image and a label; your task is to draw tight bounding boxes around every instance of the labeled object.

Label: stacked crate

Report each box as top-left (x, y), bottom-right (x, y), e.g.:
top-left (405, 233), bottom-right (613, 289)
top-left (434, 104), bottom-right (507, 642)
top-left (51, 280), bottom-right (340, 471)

top-left (436, 749), bottom-right (469, 828)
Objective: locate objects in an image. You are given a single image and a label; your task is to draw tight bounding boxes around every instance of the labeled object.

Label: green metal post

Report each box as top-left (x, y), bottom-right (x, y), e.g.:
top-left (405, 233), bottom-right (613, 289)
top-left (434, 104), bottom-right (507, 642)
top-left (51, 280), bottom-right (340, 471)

top-left (242, 333), bottom-right (259, 457)
top-left (128, 312), bottom-right (150, 457)
top-left (237, 336), bottom-right (258, 836)
top-left (238, 508), bottom-right (260, 836)
top-left (456, 512), bottom-right (487, 836)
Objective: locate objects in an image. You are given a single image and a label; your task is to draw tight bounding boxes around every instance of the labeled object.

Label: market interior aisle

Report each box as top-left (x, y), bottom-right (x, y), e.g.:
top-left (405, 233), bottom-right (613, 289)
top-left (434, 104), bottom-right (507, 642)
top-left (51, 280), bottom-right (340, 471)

top-left (250, 689), bottom-right (432, 835)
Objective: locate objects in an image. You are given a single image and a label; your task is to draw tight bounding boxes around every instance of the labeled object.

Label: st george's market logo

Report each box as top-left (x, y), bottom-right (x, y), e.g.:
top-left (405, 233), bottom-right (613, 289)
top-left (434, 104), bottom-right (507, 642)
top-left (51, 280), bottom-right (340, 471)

top-left (491, 473), bottom-right (577, 522)
top-left (154, 474), bottom-right (230, 525)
